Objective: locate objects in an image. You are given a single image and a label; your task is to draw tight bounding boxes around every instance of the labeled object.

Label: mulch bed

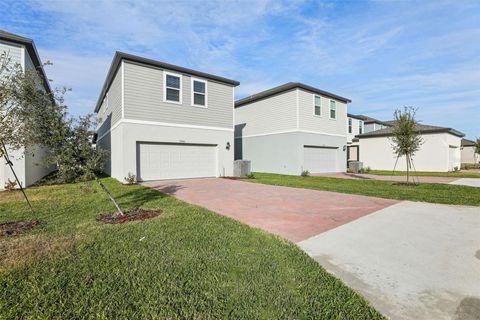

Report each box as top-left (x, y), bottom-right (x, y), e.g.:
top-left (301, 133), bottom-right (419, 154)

top-left (97, 208), bottom-right (161, 224)
top-left (0, 220), bottom-right (42, 237)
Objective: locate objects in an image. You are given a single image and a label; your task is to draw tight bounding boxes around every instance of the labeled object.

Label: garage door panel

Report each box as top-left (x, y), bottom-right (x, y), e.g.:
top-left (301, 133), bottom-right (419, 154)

top-left (303, 146), bottom-right (338, 173)
top-left (138, 143), bottom-right (217, 181)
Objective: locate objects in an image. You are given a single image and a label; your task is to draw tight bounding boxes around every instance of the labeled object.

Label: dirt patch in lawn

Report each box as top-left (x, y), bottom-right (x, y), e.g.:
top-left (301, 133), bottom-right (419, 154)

top-left (0, 220), bottom-right (42, 237)
top-left (97, 208), bottom-right (161, 224)
top-left (0, 234), bottom-right (77, 273)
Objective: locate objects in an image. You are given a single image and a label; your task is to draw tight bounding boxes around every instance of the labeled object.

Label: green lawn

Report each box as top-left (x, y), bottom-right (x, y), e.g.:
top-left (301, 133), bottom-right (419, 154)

top-left (369, 170), bottom-right (480, 178)
top-left (249, 173), bottom-right (480, 206)
top-left (0, 178), bottom-right (383, 319)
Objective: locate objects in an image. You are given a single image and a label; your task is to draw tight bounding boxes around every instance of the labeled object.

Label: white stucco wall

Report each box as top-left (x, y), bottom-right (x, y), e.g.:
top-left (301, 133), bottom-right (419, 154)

top-left (239, 131), bottom-right (346, 175)
top-left (359, 133), bottom-right (462, 172)
top-left (97, 121), bottom-right (234, 182)
top-left (461, 146), bottom-right (479, 164)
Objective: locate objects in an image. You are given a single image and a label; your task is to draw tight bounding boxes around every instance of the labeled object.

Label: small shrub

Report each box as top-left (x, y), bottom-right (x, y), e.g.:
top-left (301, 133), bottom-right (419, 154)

top-left (4, 179), bottom-right (17, 192)
top-left (246, 173), bottom-right (255, 179)
top-left (461, 163), bottom-right (480, 170)
top-left (301, 170), bottom-right (310, 177)
top-left (124, 172), bottom-right (137, 185)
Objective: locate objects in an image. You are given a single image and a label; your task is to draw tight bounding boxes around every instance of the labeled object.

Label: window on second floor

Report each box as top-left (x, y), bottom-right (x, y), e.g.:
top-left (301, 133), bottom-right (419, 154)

top-left (329, 100), bottom-right (336, 119)
top-left (359, 120), bottom-right (364, 134)
top-left (314, 95), bottom-right (321, 116)
top-left (192, 78), bottom-right (207, 107)
top-left (348, 118), bottom-right (352, 133)
top-left (164, 72), bottom-right (182, 103)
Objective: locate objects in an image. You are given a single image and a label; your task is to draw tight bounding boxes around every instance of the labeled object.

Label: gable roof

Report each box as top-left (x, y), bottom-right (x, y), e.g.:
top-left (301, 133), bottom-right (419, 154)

top-left (357, 122), bottom-right (465, 138)
top-left (235, 82), bottom-right (351, 108)
top-left (462, 138), bottom-right (477, 147)
top-left (94, 51), bottom-right (240, 112)
top-left (0, 30), bottom-right (52, 94)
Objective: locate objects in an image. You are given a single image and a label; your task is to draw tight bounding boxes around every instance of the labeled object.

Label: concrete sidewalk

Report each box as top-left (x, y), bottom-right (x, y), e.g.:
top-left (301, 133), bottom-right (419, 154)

top-left (449, 178), bottom-right (480, 187)
top-left (314, 172), bottom-right (459, 184)
top-left (299, 201), bottom-right (480, 320)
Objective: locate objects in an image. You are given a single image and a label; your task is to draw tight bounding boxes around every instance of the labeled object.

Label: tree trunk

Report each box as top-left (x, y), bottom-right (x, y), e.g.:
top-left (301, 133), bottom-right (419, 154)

top-left (406, 154), bottom-right (410, 184)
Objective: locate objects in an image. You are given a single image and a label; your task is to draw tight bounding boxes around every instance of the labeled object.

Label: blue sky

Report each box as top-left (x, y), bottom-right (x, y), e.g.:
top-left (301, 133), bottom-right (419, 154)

top-left (1, 0), bottom-right (479, 138)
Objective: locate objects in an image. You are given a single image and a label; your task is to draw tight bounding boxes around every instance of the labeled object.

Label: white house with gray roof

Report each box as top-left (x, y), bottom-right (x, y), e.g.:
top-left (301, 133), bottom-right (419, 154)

top-left (94, 52), bottom-right (239, 182)
top-left (234, 83), bottom-right (351, 175)
top-left (357, 123), bottom-right (464, 172)
top-left (0, 30), bottom-right (53, 190)
top-left (346, 114), bottom-right (392, 162)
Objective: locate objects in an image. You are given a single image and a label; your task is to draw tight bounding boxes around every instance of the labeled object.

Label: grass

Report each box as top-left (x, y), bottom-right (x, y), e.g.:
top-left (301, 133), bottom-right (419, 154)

top-left (368, 170), bottom-right (480, 178)
top-left (0, 178), bottom-right (383, 319)
top-left (249, 173), bottom-right (480, 206)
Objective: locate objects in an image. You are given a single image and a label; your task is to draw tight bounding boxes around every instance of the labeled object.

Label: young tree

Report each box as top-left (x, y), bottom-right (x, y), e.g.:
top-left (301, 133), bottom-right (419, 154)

top-left (475, 138), bottom-right (480, 156)
top-left (0, 52), bottom-right (57, 157)
top-left (0, 52), bottom-right (60, 208)
top-left (43, 114), bottom-right (107, 183)
top-left (390, 107), bottom-right (424, 184)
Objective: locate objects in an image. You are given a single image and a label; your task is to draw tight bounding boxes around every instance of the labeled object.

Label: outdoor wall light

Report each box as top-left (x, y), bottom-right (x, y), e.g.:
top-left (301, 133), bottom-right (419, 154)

top-left (343, 145), bottom-right (347, 151)
top-left (226, 142), bottom-right (231, 150)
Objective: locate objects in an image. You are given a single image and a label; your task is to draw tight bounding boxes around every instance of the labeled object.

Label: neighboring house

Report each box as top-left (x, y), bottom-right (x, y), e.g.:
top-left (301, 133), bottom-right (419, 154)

top-left (357, 123), bottom-right (464, 172)
top-left (346, 114), bottom-right (392, 162)
top-left (461, 138), bottom-right (479, 164)
top-left (95, 52), bottom-right (239, 182)
top-left (234, 82), bottom-right (351, 175)
top-left (0, 30), bottom-right (53, 190)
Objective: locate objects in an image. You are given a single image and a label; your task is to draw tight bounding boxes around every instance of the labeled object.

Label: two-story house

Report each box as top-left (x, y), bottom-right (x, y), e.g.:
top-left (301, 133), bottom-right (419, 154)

top-left (0, 30), bottom-right (53, 190)
top-left (234, 83), bottom-right (351, 175)
top-left (94, 52), bottom-right (239, 182)
top-left (346, 114), bottom-right (392, 162)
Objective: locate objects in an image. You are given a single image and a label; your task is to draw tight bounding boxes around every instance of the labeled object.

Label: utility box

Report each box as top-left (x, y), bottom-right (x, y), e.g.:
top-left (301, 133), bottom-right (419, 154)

top-left (348, 161), bottom-right (363, 173)
top-left (233, 160), bottom-right (251, 178)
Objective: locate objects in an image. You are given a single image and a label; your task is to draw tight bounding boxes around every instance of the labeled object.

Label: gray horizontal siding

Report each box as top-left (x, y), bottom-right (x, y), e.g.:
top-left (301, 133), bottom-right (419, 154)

top-left (124, 61), bottom-right (233, 128)
top-left (0, 40), bottom-right (22, 68)
top-left (298, 89), bottom-right (347, 136)
top-left (234, 89), bottom-right (297, 137)
top-left (97, 66), bottom-right (122, 139)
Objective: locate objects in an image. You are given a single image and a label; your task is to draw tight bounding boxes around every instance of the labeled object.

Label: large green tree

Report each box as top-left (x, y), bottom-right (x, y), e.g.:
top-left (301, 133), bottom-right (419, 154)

top-left (390, 107), bottom-right (424, 184)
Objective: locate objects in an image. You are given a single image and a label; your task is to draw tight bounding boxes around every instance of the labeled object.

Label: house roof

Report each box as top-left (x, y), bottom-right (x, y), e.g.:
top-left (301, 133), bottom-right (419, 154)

top-left (235, 82), bottom-right (351, 108)
top-left (357, 123), bottom-right (465, 139)
top-left (95, 51), bottom-right (240, 112)
top-left (347, 113), bottom-right (392, 126)
top-left (0, 30), bottom-right (52, 94)
top-left (462, 138), bottom-right (477, 147)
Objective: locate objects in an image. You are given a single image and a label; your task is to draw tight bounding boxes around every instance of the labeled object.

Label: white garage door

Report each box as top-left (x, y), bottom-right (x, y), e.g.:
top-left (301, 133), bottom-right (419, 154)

top-left (303, 146), bottom-right (338, 173)
top-left (137, 143), bottom-right (217, 181)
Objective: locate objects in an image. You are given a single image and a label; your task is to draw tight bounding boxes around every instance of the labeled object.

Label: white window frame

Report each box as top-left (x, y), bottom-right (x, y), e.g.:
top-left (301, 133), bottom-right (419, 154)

top-left (329, 99), bottom-right (337, 119)
top-left (313, 95), bottom-right (322, 117)
top-left (191, 78), bottom-right (208, 108)
top-left (359, 120), bottom-right (364, 134)
top-left (348, 118), bottom-right (352, 133)
top-left (163, 71), bottom-right (182, 104)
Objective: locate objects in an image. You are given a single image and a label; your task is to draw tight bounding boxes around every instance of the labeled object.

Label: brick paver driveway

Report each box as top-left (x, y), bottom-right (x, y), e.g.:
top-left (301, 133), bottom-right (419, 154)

top-left (143, 178), bottom-right (397, 242)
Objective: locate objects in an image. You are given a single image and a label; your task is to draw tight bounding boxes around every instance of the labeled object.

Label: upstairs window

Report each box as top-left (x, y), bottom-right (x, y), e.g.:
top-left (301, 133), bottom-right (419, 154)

top-left (314, 95), bottom-right (321, 116)
top-left (348, 118), bottom-right (352, 133)
top-left (329, 100), bottom-right (336, 119)
top-left (192, 79), bottom-right (207, 107)
top-left (359, 120), bottom-right (364, 134)
top-left (164, 72), bottom-right (182, 103)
